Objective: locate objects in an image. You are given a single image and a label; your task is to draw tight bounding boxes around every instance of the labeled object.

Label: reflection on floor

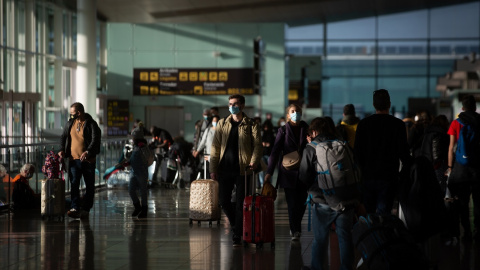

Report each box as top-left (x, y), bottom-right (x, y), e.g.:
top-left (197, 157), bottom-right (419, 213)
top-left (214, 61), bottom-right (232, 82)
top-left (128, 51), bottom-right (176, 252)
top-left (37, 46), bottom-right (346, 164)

top-left (0, 187), bottom-right (478, 270)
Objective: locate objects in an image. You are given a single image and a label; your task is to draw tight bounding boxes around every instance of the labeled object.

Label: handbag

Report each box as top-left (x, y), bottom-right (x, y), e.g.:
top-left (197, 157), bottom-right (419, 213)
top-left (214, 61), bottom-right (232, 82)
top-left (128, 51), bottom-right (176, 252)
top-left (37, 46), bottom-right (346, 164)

top-left (282, 150), bottom-right (301, 170)
top-left (261, 181), bottom-right (277, 201)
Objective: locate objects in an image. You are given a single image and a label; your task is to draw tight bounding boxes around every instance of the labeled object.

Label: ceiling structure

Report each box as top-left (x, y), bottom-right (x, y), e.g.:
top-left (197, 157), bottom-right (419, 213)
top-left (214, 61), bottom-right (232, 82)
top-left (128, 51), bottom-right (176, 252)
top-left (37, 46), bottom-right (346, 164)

top-left (93, 0), bottom-right (478, 25)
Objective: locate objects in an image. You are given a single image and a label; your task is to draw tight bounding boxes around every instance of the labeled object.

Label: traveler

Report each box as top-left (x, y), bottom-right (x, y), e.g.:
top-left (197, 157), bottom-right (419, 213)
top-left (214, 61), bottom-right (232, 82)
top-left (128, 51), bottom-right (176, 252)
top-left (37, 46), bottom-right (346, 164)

top-left (299, 117), bottom-right (356, 270)
top-left (354, 89), bottom-right (412, 215)
top-left (149, 125), bottom-right (174, 186)
top-left (193, 115), bottom-right (220, 176)
top-left (209, 94), bottom-right (262, 247)
top-left (265, 104), bottom-right (309, 240)
top-left (12, 164), bottom-right (40, 210)
top-left (129, 127), bottom-right (150, 218)
top-left (59, 102), bottom-right (101, 219)
top-left (336, 104), bottom-right (360, 149)
top-left (445, 95), bottom-right (480, 241)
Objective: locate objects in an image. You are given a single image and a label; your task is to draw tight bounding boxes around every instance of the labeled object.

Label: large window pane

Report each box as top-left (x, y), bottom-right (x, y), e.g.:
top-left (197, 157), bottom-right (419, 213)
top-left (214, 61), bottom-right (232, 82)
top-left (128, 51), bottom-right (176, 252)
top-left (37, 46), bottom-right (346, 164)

top-left (285, 40), bottom-right (323, 56)
top-left (378, 10), bottom-right (428, 39)
top-left (322, 77), bottom-right (375, 120)
top-left (377, 77), bottom-right (429, 114)
top-left (378, 59), bottom-right (427, 76)
top-left (327, 17), bottom-right (375, 40)
top-left (430, 2), bottom-right (480, 38)
top-left (323, 59), bottom-right (375, 77)
top-left (286, 24), bottom-right (323, 40)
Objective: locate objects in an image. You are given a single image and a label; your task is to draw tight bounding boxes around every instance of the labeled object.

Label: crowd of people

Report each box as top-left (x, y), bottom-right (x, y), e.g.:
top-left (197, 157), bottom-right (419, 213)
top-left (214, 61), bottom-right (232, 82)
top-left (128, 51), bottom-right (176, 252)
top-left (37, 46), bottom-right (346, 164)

top-left (4, 92), bottom-right (479, 269)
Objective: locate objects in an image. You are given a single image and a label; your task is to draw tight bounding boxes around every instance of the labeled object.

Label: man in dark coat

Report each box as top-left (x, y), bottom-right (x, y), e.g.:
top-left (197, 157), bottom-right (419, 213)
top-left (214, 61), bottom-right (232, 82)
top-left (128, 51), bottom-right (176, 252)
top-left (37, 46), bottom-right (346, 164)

top-left (59, 102), bottom-right (101, 219)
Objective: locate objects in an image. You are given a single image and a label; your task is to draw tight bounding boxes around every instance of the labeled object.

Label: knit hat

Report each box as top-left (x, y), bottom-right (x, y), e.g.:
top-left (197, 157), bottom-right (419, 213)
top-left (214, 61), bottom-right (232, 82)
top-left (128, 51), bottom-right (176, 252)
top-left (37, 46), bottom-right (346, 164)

top-left (131, 127), bottom-right (144, 140)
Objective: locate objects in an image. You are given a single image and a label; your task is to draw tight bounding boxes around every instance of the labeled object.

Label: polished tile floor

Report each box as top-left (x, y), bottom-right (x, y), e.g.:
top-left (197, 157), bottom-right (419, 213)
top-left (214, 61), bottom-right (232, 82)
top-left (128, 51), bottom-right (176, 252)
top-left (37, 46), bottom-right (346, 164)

top-left (0, 186), bottom-right (479, 270)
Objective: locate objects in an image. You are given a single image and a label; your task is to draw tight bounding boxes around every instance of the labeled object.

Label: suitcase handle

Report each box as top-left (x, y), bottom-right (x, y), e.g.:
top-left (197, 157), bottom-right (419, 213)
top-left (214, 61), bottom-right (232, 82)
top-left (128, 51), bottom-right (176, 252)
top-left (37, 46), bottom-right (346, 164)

top-left (244, 166), bottom-right (256, 196)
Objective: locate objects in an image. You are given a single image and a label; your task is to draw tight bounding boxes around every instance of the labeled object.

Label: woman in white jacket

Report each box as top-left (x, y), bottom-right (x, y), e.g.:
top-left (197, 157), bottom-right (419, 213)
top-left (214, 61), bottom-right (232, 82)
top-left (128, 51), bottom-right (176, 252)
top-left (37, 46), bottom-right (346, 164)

top-left (193, 115), bottom-right (219, 176)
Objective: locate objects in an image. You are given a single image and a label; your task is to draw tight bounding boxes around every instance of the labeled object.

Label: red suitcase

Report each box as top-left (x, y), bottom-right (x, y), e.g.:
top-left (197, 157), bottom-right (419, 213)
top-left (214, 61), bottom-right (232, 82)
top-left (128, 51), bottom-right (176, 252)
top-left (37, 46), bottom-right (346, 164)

top-left (242, 169), bottom-right (275, 249)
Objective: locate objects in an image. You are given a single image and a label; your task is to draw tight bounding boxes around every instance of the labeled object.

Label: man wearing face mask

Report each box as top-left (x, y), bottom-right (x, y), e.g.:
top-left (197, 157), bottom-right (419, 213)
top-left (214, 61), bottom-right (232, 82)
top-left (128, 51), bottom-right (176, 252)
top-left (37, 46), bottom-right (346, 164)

top-left (12, 164), bottom-right (40, 210)
top-left (59, 102), bottom-right (101, 219)
top-left (210, 94), bottom-right (262, 247)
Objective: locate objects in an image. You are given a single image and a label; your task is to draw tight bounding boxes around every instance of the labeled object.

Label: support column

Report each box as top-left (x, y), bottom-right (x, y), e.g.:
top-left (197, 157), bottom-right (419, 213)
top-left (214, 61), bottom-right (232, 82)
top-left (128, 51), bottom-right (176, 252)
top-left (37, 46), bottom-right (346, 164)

top-left (76, 0), bottom-right (97, 117)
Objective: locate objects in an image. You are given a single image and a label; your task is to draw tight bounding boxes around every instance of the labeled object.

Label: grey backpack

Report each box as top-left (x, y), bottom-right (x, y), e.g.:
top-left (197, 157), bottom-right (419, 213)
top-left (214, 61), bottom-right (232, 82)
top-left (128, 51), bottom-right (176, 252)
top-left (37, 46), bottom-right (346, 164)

top-left (308, 139), bottom-right (361, 211)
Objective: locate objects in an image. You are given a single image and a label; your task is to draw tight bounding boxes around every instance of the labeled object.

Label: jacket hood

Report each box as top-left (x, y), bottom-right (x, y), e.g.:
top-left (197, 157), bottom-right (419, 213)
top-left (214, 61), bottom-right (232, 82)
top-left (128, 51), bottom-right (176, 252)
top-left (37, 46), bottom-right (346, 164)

top-left (342, 115), bottom-right (360, 125)
top-left (458, 111), bottom-right (480, 126)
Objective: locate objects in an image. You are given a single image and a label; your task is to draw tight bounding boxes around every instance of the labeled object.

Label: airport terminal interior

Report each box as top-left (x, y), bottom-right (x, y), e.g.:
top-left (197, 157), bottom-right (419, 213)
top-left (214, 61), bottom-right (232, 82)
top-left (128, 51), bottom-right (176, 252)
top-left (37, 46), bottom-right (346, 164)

top-left (2, 0), bottom-right (480, 269)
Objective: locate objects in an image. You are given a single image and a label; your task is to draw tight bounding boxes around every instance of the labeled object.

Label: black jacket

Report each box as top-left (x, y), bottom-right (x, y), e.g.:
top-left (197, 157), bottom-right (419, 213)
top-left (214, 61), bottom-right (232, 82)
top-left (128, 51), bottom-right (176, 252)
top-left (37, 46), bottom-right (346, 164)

top-left (60, 113), bottom-right (101, 159)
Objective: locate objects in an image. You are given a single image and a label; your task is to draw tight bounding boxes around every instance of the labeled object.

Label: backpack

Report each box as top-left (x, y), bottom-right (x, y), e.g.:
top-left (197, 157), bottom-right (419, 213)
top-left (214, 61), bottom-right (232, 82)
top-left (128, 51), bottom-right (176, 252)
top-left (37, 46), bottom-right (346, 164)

top-left (455, 118), bottom-right (480, 166)
top-left (42, 151), bottom-right (61, 179)
top-left (140, 145), bottom-right (154, 166)
top-left (308, 139), bottom-right (361, 211)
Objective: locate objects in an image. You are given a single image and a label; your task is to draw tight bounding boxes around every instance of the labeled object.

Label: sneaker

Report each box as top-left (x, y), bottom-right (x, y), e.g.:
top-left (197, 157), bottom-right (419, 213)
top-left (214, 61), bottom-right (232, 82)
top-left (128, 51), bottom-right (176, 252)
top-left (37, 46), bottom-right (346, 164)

top-left (233, 236), bottom-right (242, 247)
top-left (291, 231), bottom-right (301, 241)
top-left (67, 208), bottom-right (81, 219)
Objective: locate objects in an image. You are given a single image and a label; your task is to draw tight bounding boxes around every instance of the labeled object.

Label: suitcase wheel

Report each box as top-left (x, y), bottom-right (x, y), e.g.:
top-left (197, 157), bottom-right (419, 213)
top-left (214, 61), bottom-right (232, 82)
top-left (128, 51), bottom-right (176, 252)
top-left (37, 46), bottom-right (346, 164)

top-left (217, 220), bottom-right (220, 226)
top-left (271, 242), bottom-right (275, 249)
top-left (256, 243), bottom-right (263, 249)
top-left (197, 221), bottom-right (201, 226)
top-left (208, 221), bottom-right (212, 227)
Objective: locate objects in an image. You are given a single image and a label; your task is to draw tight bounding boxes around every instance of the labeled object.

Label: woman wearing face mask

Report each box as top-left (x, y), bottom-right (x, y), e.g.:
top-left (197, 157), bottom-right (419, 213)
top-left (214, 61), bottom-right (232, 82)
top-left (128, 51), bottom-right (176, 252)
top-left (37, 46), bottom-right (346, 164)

top-left (12, 164), bottom-right (40, 210)
top-left (194, 115), bottom-right (220, 177)
top-left (265, 104), bottom-right (309, 241)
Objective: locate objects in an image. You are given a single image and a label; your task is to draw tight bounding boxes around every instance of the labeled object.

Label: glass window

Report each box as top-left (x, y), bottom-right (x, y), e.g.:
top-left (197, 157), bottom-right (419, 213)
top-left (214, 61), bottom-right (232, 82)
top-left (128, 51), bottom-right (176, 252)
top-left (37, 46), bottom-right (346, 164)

top-left (322, 77), bottom-right (375, 119)
top-left (327, 17), bottom-right (375, 40)
top-left (47, 7), bottom-right (54, 55)
top-left (378, 10), bottom-right (428, 39)
top-left (286, 24), bottom-right (323, 40)
top-left (323, 59), bottom-right (376, 77)
top-left (430, 2), bottom-right (480, 38)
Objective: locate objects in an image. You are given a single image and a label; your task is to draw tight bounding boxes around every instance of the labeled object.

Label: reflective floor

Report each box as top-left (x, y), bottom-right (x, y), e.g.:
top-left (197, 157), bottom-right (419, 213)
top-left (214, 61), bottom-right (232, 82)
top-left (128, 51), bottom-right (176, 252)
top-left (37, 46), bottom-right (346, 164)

top-left (0, 187), bottom-right (479, 270)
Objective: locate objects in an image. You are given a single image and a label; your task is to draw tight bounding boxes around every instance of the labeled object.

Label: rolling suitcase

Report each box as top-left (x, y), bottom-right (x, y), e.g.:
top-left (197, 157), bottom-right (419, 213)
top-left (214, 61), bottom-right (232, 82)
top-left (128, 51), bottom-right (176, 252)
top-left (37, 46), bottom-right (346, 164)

top-left (243, 167), bottom-right (275, 249)
top-left (41, 178), bottom-right (65, 221)
top-left (189, 158), bottom-right (221, 226)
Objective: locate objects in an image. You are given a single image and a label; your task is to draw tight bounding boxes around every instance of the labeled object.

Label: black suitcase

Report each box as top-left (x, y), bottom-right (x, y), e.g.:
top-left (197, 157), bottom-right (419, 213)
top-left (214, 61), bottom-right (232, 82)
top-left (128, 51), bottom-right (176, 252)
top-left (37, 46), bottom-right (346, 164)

top-left (353, 214), bottom-right (428, 270)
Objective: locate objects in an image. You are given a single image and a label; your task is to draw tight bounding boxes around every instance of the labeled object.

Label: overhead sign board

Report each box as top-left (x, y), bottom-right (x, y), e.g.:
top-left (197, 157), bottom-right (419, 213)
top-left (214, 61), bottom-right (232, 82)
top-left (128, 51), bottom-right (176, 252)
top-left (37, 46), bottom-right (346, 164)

top-left (133, 68), bottom-right (255, 96)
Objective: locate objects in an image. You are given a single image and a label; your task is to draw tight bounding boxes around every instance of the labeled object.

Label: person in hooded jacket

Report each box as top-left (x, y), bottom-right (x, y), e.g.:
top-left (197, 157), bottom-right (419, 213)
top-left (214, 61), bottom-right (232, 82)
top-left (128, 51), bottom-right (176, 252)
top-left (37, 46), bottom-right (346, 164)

top-left (336, 104), bottom-right (360, 149)
top-left (264, 103), bottom-right (309, 241)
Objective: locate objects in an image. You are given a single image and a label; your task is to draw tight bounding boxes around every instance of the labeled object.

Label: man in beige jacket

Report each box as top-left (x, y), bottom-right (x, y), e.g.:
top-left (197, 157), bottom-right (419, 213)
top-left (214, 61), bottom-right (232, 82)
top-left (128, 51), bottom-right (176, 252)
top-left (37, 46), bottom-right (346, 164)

top-left (210, 94), bottom-right (262, 247)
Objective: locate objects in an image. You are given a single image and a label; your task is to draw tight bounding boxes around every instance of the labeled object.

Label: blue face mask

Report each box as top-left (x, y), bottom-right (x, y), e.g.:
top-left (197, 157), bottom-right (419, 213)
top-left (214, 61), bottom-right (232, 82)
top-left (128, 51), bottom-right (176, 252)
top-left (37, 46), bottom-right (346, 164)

top-left (290, 112), bottom-right (301, 122)
top-left (203, 115), bottom-right (209, 120)
top-left (229, 106), bottom-right (240, 115)
top-left (212, 122), bottom-right (217, 127)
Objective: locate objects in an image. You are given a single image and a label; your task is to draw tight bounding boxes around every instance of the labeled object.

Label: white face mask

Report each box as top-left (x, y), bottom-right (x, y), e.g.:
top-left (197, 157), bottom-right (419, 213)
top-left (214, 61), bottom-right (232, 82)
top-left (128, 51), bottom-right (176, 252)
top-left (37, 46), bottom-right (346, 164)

top-left (280, 121), bottom-right (286, 126)
top-left (212, 122), bottom-right (217, 127)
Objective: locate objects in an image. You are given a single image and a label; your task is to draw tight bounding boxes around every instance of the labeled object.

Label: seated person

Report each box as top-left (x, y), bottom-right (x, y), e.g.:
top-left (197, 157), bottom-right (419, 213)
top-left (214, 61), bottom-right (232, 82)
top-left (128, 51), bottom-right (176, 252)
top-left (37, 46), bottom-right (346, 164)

top-left (12, 164), bottom-right (40, 210)
top-left (0, 164), bottom-right (12, 203)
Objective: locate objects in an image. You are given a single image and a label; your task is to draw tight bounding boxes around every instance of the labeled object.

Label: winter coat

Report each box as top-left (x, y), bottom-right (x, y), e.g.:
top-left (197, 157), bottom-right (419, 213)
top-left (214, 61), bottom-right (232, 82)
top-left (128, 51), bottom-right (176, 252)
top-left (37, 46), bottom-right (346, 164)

top-left (60, 113), bottom-right (101, 159)
top-left (267, 121), bottom-right (309, 189)
top-left (209, 113), bottom-right (262, 176)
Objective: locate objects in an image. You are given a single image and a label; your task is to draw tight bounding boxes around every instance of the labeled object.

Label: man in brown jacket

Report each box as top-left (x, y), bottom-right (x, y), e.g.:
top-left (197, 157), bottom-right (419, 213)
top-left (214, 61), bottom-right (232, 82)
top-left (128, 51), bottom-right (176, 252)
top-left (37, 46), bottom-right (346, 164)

top-left (209, 94), bottom-right (262, 247)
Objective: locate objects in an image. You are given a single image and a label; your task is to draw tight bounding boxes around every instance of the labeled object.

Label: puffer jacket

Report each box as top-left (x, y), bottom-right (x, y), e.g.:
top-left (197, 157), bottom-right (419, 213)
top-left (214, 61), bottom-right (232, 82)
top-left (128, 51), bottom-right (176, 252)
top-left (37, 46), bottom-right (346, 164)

top-left (209, 113), bottom-right (262, 176)
top-left (60, 113), bottom-right (102, 159)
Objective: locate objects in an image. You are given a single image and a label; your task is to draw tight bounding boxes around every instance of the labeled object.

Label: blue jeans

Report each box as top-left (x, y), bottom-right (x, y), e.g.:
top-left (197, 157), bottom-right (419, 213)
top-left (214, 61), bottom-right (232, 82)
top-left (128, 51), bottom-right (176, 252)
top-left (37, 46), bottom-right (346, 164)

top-left (69, 159), bottom-right (96, 211)
top-left (311, 203), bottom-right (354, 270)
